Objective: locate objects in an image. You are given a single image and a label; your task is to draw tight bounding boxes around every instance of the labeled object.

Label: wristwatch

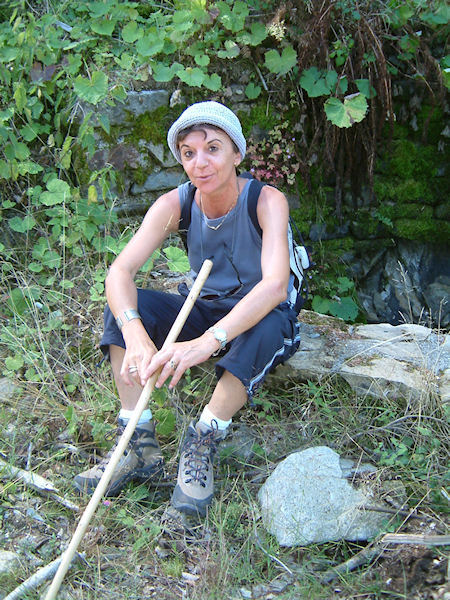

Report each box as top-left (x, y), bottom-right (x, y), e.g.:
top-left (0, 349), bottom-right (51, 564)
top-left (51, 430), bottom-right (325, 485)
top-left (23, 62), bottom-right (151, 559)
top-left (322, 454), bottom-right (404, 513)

top-left (116, 309), bottom-right (141, 331)
top-left (207, 326), bottom-right (227, 356)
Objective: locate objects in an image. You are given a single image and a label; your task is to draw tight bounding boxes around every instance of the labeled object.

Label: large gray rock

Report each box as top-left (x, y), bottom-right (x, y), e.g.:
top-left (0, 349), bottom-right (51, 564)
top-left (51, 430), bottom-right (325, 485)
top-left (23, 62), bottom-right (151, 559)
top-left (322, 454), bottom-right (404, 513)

top-left (258, 446), bottom-right (393, 546)
top-left (78, 90), bottom-right (170, 127)
top-left (131, 169), bottom-right (186, 194)
top-left (354, 240), bottom-right (450, 327)
top-left (275, 312), bottom-right (449, 404)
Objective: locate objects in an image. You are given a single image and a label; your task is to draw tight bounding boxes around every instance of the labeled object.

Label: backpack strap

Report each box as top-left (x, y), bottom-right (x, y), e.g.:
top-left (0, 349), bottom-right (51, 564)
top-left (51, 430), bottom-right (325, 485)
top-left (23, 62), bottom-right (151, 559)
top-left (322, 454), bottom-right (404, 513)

top-left (178, 182), bottom-right (196, 250)
top-left (240, 172), bottom-right (265, 237)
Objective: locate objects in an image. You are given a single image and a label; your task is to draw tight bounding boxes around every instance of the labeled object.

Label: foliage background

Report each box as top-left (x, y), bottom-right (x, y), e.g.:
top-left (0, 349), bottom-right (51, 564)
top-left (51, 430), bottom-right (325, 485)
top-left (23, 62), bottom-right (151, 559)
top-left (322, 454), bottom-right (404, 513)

top-left (0, 2), bottom-right (448, 597)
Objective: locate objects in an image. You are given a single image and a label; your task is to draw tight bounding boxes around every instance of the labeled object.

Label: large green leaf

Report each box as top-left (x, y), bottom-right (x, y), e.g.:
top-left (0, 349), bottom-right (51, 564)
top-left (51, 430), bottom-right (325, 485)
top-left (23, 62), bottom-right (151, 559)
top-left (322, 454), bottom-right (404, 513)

top-left (163, 246), bottom-right (189, 272)
top-left (73, 71), bottom-right (108, 104)
top-left (218, 40), bottom-right (240, 59)
top-left (245, 82), bottom-right (261, 99)
top-left (300, 67), bottom-right (338, 97)
top-left (40, 178), bottom-right (71, 206)
top-left (136, 31), bottom-right (164, 57)
top-left (8, 215), bottom-right (36, 233)
top-left (264, 46), bottom-right (297, 76)
top-left (203, 73), bottom-right (222, 91)
top-left (176, 66), bottom-right (205, 88)
top-left (238, 22), bottom-right (267, 46)
top-left (324, 93), bottom-right (368, 128)
top-left (329, 296), bottom-right (359, 321)
top-left (152, 63), bottom-right (176, 82)
top-left (122, 21), bottom-right (142, 43)
top-left (90, 18), bottom-right (117, 36)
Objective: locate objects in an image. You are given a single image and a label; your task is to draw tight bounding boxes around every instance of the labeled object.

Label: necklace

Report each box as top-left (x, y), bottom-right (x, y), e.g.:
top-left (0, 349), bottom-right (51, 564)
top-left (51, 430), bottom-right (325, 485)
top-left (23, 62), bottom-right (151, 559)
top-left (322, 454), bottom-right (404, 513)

top-left (199, 180), bottom-right (240, 231)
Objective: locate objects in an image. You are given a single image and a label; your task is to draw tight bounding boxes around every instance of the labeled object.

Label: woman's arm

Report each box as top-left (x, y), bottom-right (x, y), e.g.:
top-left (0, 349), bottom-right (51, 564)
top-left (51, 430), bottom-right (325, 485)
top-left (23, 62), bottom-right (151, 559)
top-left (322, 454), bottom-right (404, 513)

top-left (105, 188), bottom-right (181, 384)
top-left (146, 185), bottom-right (290, 388)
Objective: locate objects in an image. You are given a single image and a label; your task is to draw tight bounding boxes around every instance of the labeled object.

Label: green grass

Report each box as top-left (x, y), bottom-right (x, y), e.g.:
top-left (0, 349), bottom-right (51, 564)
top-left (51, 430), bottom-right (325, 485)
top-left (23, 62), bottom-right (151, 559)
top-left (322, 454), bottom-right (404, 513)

top-left (0, 251), bottom-right (448, 600)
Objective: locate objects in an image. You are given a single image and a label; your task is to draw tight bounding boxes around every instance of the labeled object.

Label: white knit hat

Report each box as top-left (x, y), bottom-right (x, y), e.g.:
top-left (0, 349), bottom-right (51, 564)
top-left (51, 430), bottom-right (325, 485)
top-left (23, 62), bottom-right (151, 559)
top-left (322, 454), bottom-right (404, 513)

top-left (167, 101), bottom-right (246, 164)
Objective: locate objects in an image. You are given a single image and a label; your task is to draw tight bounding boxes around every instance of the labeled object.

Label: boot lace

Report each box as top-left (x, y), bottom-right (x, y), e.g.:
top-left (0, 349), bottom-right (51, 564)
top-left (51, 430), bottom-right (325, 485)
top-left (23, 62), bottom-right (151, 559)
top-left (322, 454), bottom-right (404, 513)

top-left (96, 424), bottom-right (125, 473)
top-left (182, 424), bottom-right (219, 487)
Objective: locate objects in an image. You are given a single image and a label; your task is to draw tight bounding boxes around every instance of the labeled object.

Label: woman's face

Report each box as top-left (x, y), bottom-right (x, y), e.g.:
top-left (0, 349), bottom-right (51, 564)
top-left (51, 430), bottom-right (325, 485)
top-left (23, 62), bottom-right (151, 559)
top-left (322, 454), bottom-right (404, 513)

top-left (178, 127), bottom-right (241, 195)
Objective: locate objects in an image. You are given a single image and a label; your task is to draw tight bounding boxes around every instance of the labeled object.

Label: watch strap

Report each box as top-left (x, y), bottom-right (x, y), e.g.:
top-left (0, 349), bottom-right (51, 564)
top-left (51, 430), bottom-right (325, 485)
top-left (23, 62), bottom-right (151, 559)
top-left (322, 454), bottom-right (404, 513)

top-left (208, 326), bottom-right (227, 356)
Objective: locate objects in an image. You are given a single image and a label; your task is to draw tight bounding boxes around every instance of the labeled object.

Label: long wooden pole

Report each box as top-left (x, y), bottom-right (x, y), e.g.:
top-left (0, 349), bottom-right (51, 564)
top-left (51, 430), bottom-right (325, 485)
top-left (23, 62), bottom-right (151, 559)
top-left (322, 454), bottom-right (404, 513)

top-left (44, 259), bottom-right (213, 599)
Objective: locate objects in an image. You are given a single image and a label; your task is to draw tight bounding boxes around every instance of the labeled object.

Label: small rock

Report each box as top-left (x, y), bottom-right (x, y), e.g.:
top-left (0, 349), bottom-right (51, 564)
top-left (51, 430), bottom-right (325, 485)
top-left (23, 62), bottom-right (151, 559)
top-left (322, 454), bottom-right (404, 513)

top-left (0, 549), bottom-right (21, 574)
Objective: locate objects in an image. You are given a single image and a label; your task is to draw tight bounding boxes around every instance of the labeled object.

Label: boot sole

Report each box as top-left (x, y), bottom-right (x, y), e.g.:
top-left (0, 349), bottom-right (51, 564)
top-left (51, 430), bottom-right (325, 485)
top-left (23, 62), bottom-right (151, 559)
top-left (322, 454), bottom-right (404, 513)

top-left (73, 459), bottom-right (165, 497)
top-left (171, 484), bottom-right (212, 517)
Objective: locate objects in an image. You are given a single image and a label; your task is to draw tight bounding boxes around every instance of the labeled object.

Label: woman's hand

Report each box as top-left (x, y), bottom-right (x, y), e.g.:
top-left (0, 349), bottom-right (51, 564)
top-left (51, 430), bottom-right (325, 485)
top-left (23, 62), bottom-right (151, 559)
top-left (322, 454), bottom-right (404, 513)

top-left (119, 321), bottom-right (158, 387)
top-left (143, 333), bottom-right (219, 389)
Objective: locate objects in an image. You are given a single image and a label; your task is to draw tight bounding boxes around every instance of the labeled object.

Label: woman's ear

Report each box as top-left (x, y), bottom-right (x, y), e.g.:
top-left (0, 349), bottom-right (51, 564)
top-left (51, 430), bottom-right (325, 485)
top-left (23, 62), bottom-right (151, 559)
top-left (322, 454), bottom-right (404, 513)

top-left (234, 154), bottom-right (242, 167)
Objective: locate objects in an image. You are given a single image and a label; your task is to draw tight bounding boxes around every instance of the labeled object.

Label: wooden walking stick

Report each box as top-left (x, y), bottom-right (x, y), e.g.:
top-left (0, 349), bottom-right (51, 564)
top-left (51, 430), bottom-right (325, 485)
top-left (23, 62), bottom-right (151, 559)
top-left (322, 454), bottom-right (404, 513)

top-left (45, 259), bottom-right (213, 600)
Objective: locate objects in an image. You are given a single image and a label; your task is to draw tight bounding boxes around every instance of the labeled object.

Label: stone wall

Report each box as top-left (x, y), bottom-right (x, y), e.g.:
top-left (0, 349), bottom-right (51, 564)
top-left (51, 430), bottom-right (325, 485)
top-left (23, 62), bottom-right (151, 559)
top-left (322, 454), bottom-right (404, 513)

top-left (82, 89), bottom-right (449, 327)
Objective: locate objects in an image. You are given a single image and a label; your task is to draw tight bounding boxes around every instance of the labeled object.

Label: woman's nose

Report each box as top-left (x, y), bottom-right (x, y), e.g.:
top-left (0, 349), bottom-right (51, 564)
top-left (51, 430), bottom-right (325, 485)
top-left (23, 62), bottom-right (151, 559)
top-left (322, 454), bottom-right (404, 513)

top-left (195, 151), bottom-right (209, 168)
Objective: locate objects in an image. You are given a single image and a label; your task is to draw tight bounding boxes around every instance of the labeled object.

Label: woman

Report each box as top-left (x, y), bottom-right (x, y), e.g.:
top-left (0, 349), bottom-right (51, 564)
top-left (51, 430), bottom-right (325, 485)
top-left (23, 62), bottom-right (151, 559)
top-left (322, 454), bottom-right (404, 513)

top-left (74, 101), bottom-right (300, 516)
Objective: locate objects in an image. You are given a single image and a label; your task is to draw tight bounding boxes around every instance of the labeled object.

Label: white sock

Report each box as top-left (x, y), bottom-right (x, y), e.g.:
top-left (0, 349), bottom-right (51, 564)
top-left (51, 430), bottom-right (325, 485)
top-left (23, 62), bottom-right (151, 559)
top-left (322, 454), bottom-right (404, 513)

top-left (199, 405), bottom-right (231, 431)
top-left (119, 408), bottom-right (152, 425)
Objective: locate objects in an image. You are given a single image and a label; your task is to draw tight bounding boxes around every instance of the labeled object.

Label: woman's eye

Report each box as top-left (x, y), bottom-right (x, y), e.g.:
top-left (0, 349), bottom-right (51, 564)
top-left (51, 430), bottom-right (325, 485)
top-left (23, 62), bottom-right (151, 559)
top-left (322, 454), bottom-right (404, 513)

top-left (183, 150), bottom-right (193, 159)
top-left (209, 145), bottom-right (218, 152)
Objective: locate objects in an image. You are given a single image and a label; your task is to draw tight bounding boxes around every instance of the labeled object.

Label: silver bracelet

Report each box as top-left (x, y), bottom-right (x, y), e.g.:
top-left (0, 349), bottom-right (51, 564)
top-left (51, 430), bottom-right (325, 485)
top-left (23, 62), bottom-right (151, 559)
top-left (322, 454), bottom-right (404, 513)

top-left (116, 309), bottom-right (141, 331)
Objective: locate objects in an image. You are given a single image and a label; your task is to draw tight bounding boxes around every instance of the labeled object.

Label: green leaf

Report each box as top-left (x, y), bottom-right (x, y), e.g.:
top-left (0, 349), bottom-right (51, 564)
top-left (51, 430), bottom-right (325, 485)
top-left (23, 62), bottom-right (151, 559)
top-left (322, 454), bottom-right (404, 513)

top-left (443, 68), bottom-right (450, 90)
top-left (264, 46), bottom-right (297, 76)
top-left (8, 214), bottom-right (36, 233)
top-left (73, 71), bottom-right (108, 105)
top-left (40, 178), bottom-right (71, 206)
top-left (203, 73), bottom-right (222, 91)
top-left (98, 114), bottom-right (110, 134)
top-left (324, 93), bottom-right (368, 128)
top-left (329, 296), bottom-right (359, 321)
top-left (238, 21), bottom-right (267, 46)
top-left (18, 160), bottom-right (43, 175)
top-left (152, 62), bottom-right (175, 82)
top-left (20, 124), bottom-right (38, 142)
top-left (5, 356), bottom-right (24, 371)
top-left (355, 78), bottom-right (377, 98)
top-left (122, 21), bottom-right (142, 43)
top-left (194, 54), bottom-right (210, 67)
top-left (300, 67), bottom-right (337, 97)
top-left (0, 108), bottom-right (14, 122)
top-left (218, 40), bottom-right (240, 59)
top-left (218, 0), bottom-right (249, 33)
top-left (90, 18), bottom-right (117, 36)
top-left (176, 66), bottom-right (205, 87)
top-left (154, 408), bottom-right (176, 437)
top-left (245, 82), bottom-right (261, 99)
top-left (163, 246), bottom-right (189, 272)
top-left (311, 295), bottom-right (331, 315)
top-left (14, 82), bottom-right (27, 112)
top-left (136, 31), bottom-right (164, 57)
top-left (336, 276), bottom-right (354, 293)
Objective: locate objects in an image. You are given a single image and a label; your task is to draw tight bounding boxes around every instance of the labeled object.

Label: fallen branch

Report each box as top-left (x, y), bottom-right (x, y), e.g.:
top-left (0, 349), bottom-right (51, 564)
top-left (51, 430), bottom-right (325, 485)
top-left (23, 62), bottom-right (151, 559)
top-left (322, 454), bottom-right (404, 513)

top-left (381, 533), bottom-right (450, 546)
top-left (0, 457), bottom-right (58, 492)
top-left (3, 552), bottom-right (85, 600)
top-left (320, 543), bottom-right (385, 584)
top-left (0, 457), bottom-right (80, 512)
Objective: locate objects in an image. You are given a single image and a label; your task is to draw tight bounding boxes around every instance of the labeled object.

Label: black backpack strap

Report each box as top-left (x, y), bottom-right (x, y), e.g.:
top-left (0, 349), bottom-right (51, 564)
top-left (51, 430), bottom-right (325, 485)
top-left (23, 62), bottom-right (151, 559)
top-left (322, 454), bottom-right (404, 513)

top-left (178, 182), bottom-right (196, 250)
top-left (240, 172), bottom-right (265, 238)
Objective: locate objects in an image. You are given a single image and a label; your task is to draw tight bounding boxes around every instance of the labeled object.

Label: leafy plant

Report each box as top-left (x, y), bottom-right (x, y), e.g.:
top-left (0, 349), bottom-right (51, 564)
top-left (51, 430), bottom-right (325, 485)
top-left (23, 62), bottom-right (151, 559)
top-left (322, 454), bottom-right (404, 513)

top-left (312, 276), bottom-right (360, 322)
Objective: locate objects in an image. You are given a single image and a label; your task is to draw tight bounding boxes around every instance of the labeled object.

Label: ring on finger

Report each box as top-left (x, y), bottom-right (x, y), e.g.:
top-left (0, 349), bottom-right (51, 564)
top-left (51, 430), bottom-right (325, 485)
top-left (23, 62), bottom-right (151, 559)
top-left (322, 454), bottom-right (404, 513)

top-left (170, 360), bottom-right (177, 370)
top-left (128, 365), bottom-right (138, 373)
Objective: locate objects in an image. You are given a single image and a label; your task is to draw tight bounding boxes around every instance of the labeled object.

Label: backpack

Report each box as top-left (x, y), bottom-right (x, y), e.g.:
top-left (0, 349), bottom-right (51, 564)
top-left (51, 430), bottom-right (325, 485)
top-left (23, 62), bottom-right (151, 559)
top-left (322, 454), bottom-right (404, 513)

top-left (178, 173), bottom-right (311, 314)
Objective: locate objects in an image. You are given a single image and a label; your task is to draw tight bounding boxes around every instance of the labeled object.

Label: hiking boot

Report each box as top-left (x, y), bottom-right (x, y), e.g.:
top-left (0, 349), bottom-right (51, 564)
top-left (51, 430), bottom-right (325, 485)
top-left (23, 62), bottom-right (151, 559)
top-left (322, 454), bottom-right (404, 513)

top-left (73, 418), bottom-right (164, 496)
top-left (171, 420), bottom-right (227, 517)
